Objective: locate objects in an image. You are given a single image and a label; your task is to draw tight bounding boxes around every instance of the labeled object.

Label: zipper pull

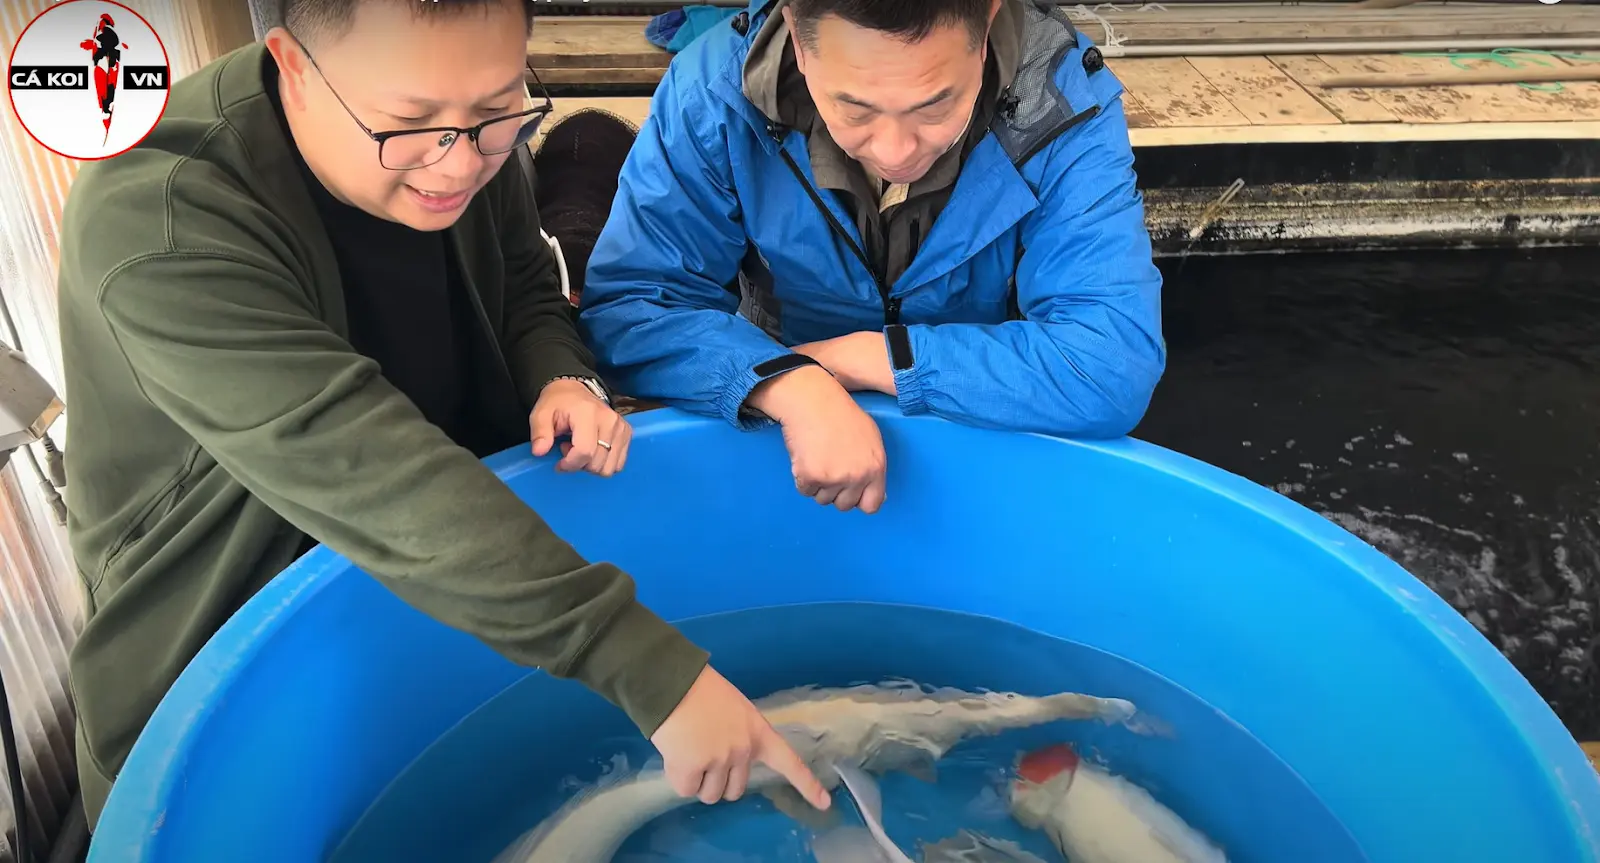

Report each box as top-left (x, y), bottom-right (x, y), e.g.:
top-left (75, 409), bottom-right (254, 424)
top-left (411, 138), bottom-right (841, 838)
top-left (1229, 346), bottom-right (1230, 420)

top-left (885, 296), bottom-right (902, 326)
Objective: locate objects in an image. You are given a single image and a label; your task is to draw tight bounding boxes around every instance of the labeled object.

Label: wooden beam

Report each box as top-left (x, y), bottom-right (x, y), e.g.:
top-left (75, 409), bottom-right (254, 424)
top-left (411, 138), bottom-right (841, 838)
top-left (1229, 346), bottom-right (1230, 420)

top-left (1319, 65), bottom-right (1600, 88)
top-left (1309, 54), bottom-right (1600, 122)
top-left (525, 8), bottom-right (1600, 76)
top-left (528, 16), bottom-right (667, 72)
top-left (1127, 120), bottom-right (1600, 144)
top-left (540, 95), bottom-right (1600, 147)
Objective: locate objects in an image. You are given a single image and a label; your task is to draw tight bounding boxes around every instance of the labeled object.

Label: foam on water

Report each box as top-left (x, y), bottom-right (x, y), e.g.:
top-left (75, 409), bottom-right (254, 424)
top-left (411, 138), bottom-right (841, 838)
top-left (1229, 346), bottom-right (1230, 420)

top-left (1251, 418), bottom-right (1595, 716)
top-left (1323, 502), bottom-right (1597, 708)
top-left (1136, 246), bottom-right (1600, 739)
top-left (329, 603), bottom-right (1364, 863)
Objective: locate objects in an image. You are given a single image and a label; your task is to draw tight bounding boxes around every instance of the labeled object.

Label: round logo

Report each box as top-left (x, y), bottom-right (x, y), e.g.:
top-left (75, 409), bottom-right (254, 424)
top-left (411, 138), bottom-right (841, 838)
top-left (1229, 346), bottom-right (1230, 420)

top-left (6, 0), bottom-right (171, 161)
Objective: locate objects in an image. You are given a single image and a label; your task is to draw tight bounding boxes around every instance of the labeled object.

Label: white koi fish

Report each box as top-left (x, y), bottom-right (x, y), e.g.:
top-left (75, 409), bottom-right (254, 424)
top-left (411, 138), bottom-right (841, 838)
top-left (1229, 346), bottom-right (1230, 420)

top-left (811, 827), bottom-right (1055, 863)
top-left (812, 763), bottom-right (1053, 863)
top-left (492, 681), bottom-right (1136, 863)
top-left (1008, 743), bottom-right (1229, 863)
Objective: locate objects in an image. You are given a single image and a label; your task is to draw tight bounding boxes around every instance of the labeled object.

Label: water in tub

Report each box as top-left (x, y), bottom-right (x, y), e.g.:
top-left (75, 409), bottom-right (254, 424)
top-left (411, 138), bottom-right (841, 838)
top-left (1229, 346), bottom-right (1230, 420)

top-left (328, 603), bottom-right (1365, 862)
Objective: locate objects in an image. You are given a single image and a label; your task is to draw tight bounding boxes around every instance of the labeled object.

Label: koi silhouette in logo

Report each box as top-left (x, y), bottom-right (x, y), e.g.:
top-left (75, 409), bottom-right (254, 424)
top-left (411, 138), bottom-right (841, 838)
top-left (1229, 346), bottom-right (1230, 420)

top-left (79, 12), bottom-right (126, 143)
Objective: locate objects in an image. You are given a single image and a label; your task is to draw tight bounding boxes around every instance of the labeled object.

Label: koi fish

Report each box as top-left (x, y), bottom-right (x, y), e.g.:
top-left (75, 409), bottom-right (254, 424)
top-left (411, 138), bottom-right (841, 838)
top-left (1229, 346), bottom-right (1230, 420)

top-left (492, 681), bottom-right (1137, 863)
top-left (813, 826), bottom-right (1055, 863)
top-left (1008, 743), bottom-right (1229, 863)
top-left (812, 763), bottom-right (1053, 863)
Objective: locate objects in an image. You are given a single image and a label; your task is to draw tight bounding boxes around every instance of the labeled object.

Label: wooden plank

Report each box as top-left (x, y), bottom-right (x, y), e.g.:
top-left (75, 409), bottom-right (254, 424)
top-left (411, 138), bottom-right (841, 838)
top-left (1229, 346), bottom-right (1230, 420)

top-left (1186, 56), bottom-right (1341, 125)
top-left (1127, 120), bottom-right (1600, 145)
top-left (1270, 54), bottom-right (1400, 123)
top-left (1321, 65), bottom-right (1600, 88)
top-left (1107, 58), bottom-right (1252, 127)
top-left (1118, 90), bottom-right (1162, 129)
top-left (536, 67), bottom-right (668, 86)
top-left (537, 96), bottom-right (1600, 149)
top-left (1066, 4), bottom-right (1600, 45)
top-left (521, 9), bottom-right (1600, 68)
top-left (528, 16), bottom-right (667, 70)
top-left (1071, 17), bottom-right (1600, 45)
top-left (1311, 53), bottom-right (1600, 122)
top-left (1071, 4), bottom-right (1595, 23)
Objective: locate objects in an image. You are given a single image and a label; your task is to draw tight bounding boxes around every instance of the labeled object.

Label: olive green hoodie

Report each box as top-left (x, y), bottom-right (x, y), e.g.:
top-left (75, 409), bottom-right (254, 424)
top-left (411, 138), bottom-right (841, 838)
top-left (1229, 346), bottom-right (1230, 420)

top-left (56, 43), bottom-right (708, 827)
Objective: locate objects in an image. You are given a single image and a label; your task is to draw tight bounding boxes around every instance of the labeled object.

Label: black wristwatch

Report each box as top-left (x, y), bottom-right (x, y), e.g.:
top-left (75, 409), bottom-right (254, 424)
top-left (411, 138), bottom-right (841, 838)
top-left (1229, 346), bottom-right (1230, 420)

top-left (547, 375), bottom-right (611, 406)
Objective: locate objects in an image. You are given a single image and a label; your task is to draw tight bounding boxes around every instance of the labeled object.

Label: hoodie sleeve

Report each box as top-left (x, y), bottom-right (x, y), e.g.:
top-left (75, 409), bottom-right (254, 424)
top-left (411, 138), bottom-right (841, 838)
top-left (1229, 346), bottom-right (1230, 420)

top-left (578, 68), bottom-right (803, 429)
top-left (888, 96), bottom-right (1167, 438)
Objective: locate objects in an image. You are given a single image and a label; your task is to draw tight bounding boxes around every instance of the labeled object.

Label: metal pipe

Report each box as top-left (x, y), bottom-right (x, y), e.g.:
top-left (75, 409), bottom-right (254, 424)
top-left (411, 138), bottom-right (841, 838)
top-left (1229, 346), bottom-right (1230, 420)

top-left (1102, 36), bottom-right (1600, 56)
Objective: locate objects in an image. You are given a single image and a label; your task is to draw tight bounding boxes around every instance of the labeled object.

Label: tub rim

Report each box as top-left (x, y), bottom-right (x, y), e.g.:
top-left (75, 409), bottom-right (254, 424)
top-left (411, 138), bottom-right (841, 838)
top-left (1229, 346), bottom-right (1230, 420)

top-left (91, 397), bottom-right (1600, 856)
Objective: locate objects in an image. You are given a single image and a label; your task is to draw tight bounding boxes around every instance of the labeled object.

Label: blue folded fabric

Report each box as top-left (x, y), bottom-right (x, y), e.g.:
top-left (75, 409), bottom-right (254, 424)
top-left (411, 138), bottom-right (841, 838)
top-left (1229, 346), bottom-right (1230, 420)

top-left (643, 8), bottom-right (685, 49)
top-left (645, 6), bottom-right (742, 53)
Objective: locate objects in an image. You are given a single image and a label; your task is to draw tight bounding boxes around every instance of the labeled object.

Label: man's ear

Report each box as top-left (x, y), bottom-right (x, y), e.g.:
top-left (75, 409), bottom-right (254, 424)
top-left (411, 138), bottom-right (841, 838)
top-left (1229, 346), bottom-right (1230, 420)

top-left (982, 0), bottom-right (1002, 58)
top-left (262, 27), bottom-right (311, 111)
top-left (782, 6), bottom-right (808, 75)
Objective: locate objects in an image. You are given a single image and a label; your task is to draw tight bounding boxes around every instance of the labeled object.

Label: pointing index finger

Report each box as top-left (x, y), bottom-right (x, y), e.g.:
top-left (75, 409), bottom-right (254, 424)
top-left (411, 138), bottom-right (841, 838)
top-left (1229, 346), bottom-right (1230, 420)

top-left (757, 726), bottom-right (831, 811)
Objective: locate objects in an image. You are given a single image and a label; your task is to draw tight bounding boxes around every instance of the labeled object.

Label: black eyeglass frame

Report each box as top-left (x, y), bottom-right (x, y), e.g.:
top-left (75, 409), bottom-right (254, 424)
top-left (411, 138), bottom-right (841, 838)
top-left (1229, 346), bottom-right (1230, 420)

top-left (290, 34), bottom-right (554, 171)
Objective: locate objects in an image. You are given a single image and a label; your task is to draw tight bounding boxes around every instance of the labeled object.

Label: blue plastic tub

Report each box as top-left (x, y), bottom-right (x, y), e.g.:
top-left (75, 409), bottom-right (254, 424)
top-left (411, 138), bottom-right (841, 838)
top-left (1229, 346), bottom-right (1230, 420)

top-left (90, 397), bottom-right (1600, 862)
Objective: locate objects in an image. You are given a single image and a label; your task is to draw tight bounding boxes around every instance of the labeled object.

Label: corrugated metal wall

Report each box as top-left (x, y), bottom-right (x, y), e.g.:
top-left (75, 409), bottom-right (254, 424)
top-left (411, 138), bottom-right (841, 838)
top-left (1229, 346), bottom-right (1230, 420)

top-left (1, 6), bottom-right (88, 857)
top-left (1, 3), bottom-right (251, 859)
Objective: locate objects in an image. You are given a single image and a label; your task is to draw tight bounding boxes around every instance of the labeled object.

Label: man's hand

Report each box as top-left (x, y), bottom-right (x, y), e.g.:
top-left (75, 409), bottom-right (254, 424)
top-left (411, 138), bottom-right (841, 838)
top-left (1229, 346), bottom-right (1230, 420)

top-left (792, 331), bottom-right (896, 395)
top-left (530, 378), bottom-right (632, 476)
top-left (747, 365), bottom-right (888, 514)
top-left (650, 665), bottom-right (832, 809)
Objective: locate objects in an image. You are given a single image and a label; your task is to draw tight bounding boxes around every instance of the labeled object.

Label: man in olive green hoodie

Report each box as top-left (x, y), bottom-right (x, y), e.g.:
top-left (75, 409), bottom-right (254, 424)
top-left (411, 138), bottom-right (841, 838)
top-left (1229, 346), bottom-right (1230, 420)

top-left (56, 0), bottom-right (829, 829)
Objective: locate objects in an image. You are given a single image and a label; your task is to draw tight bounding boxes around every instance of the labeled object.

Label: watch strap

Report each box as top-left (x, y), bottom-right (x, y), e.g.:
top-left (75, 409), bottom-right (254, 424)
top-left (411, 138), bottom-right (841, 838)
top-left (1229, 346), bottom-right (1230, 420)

top-left (546, 374), bottom-right (611, 406)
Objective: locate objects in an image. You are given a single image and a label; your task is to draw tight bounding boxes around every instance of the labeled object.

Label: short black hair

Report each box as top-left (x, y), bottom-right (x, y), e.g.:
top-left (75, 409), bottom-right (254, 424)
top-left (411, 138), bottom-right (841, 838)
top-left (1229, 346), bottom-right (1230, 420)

top-left (789, 0), bottom-right (991, 51)
top-left (283, 0), bottom-right (535, 46)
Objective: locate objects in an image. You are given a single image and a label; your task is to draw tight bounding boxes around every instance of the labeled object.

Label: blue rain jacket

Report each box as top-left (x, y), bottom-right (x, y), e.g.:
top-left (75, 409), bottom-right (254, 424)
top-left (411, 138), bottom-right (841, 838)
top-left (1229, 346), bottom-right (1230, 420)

top-left (580, 0), bottom-right (1165, 438)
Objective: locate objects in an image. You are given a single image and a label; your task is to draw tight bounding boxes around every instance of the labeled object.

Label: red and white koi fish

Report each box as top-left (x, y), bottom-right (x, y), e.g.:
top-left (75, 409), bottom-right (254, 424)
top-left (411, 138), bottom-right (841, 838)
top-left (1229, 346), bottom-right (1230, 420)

top-left (1008, 743), bottom-right (1229, 863)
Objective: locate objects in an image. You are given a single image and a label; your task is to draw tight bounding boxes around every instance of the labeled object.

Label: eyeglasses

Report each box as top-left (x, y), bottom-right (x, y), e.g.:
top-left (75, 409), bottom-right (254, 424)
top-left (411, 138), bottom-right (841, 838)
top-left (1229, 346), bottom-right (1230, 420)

top-left (291, 36), bottom-right (553, 171)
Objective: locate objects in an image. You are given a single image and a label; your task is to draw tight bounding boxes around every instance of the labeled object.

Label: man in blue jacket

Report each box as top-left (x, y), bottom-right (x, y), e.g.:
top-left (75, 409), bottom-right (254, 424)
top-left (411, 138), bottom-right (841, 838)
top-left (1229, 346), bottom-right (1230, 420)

top-left (580, 0), bottom-right (1166, 514)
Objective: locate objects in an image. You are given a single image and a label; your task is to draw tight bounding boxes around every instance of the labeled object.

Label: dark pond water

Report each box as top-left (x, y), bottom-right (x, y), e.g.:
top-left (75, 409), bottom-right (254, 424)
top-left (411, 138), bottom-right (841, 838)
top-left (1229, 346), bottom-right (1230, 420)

top-left (1134, 246), bottom-right (1600, 741)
